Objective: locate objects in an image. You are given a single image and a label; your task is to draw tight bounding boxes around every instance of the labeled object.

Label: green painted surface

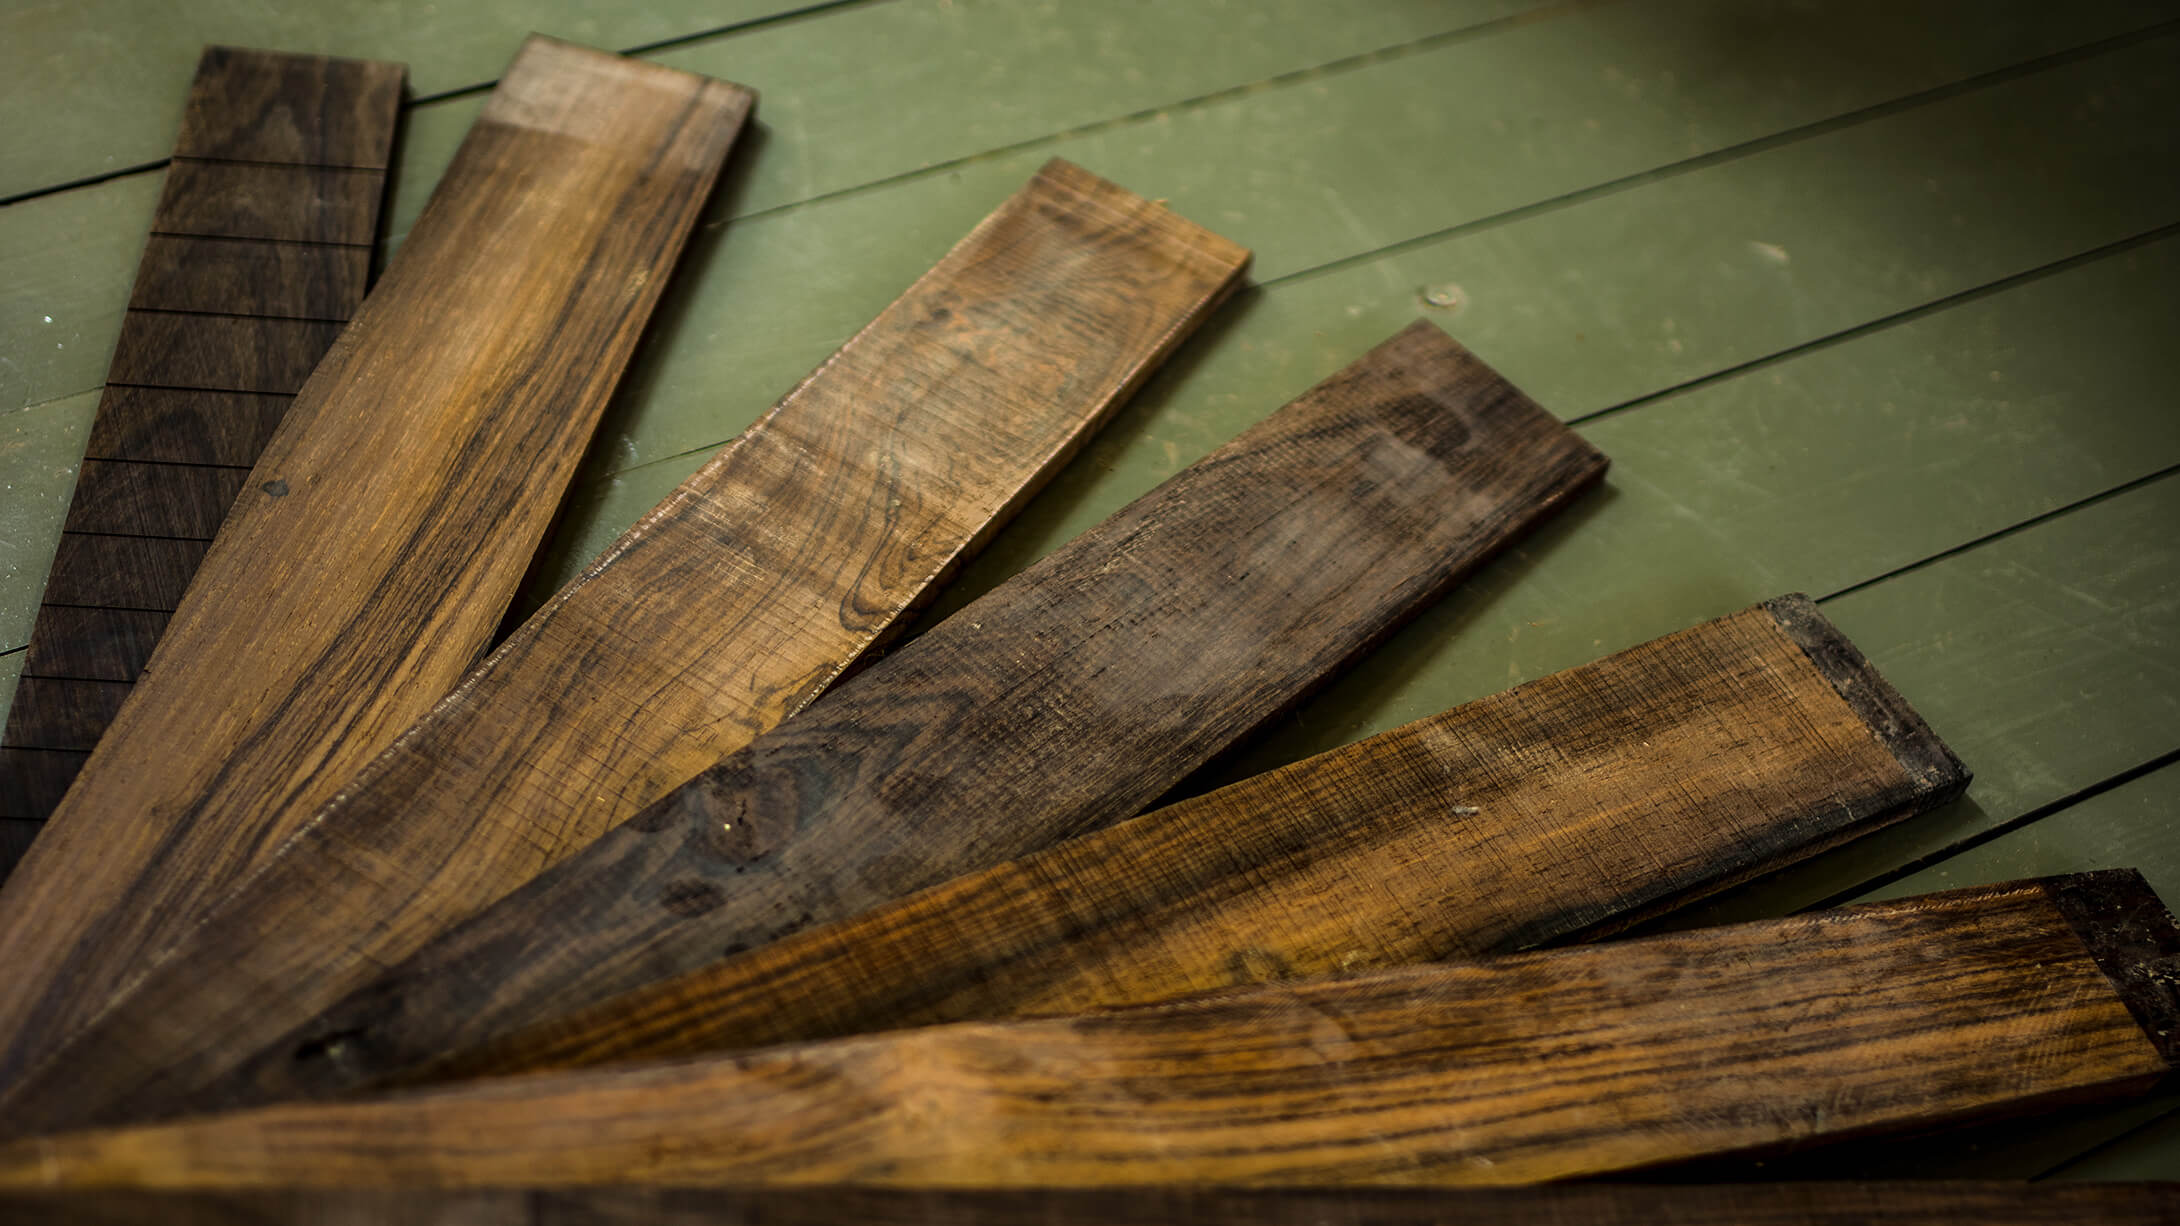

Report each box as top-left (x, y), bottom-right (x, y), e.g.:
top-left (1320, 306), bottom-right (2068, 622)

top-left (4, 0), bottom-right (2178, 1180)
top-left (0, 0), bottom-right (818, 199)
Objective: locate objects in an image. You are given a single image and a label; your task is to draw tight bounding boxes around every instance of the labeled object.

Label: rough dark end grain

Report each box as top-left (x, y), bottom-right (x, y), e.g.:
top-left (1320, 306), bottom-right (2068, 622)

top-left (2047, 867), bottom-right (2180, 1069)
top-left (4, 321), bottom-right (1605, 1134)
top-left (0, 48), bottom-right (401, 862)
top-left (1762, 593), bottom-right (1972, 799)
top-left (2, 1183), bottom-right (2177, 1226)
top-left (0, 877), bottom-right (2165, 1188)
top-left (0, 37), bottom-right (751, 1097)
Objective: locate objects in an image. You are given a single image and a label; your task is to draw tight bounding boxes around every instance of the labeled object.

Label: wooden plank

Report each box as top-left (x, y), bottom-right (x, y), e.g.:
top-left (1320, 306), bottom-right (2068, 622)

top-left (0, 321), bottom-right (1608, 1135)
top-left (0, 48), bottom-right (399, 856)
top-left (0, 38), bottom-right (753, 1084)
top-left (418, 595), bottom-right (1969, 1086)
top-left (3, 1182), bottom-right (2178, 1226)
top-left (1, 873), bottom-right (2168, 1189)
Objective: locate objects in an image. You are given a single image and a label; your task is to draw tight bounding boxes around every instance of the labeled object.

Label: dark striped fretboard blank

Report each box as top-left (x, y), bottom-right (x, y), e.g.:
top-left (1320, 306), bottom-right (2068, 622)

top-left (0, 46), bottom-right (404, 872)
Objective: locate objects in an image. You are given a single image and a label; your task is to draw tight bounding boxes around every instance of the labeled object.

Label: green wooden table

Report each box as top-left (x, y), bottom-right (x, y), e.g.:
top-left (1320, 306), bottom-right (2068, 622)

top-left (4, 0), bottom-right (2176, 1182)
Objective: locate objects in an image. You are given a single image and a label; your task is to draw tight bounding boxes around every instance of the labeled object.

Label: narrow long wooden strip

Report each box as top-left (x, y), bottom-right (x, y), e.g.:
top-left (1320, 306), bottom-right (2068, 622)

top-left (0, 321), bottom-right (1607, 1135)
top-left (3, 873), bottom-right (2169, 1188)
top-left (0, 48), bottom-right (401, 860)
top-left (3, 1182), bottom-right (2176, 1225)
top-left (410, 594), bottom-right (1971, 1086)
top-left (0, 37), bottom-right (752, 1082)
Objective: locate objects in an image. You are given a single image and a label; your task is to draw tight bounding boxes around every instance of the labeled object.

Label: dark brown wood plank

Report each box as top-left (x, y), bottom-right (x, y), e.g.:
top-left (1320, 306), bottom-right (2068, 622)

top-left (81, 388), bottom-right (293, 467)
top-left (0, 38), bottom-right (752, 1086)
top-left (100, 312), bottom-right (347, 394)
top-left (0, 321), bottom-right (1607, 1134)
top-left (420, 595), bottom-right (1970, 1085)
top-left (3, 1183), bottom-right (2177, 1226)
top-left (0, 754), bottom-right (84, 823)
top-left (150, 160), bottom-right (385, 246)
top-left (34, 534), bottom-right (207, 610)
top-left (19, 608), bottom-right (170, 683)
top-left (0, 679), bottom-right (132, 753)
top-left (1, 874), bottom-right (2167, 1188)
top-left (60, 459), bottom-right (248, 540)
top-left (0, 818), bottom-right (45, 882)
top-left (0, 47), bottom-right (403, 866)
top-left (129, 236), bottom-right (370, 319)
top-left (169, 46), bottom-right (405, 169)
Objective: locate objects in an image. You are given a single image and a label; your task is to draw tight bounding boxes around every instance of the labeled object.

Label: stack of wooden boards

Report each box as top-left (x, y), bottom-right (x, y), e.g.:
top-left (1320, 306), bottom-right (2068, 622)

top-left (0, 34), bottom-right (2172, 1218)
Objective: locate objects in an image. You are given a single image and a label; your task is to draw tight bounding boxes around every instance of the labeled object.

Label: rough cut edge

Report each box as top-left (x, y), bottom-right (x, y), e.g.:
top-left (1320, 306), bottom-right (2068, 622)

top-left (2046, 867), bottom-right (2180, 1071)
top-left (1762, 593), bottom-right (1972, 800)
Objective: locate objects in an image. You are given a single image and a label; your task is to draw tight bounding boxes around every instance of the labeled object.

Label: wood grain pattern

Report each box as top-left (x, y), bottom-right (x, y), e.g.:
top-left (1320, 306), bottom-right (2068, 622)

top-left (3, 1182), bottom-right (2176, 1226)
top-left (0, 156), bottom-right (1245, 1122)
top-left (413, 594), bottom-right (1971, 1085)
top-left (0, 321), bottom-right (1606, 1136)
top-left (1, 873), bottom-right (2169, 1188)
top-left (0, 47), bottom-right (401, 871)
top-left (0, 37), bottom-right (752, 1090)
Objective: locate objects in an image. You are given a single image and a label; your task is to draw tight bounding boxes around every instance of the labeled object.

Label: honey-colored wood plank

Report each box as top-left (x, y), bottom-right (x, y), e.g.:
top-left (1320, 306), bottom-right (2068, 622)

top-left (2, 874), bottom-right (2168, 1188)
top-left (0, 38), bottom-right (752, 1085)
top-left (80, 389), bottom-right (293, 467)
top-left (414, 596), bottom-right (1967, 1087)
top-left (0, 322), bottom-right (1606, 1135)
top-left (129, 237), bottom-right (370, 319)
top-left (60, 459), bottom-right (247, 540)
top-left (3, 1182), bottom-right (2177, 1225)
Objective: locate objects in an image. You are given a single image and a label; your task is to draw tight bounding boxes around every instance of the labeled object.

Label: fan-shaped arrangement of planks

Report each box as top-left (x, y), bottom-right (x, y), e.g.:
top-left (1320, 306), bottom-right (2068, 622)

top-left (0, 32), bottom-right (2173, 1223)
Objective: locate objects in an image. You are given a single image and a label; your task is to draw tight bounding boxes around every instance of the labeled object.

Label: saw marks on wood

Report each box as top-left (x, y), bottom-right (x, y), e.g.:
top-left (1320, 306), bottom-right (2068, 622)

top-left (0, 873), bottom-right (2169, 1188)
top-left (0, 321), bottom-right (1606, 1134)
top-left (0, 36), bottom-right (752, 1090)
top-left (0, 46), bottom-right (403, 869)
top-left (424, 594), bottom-right (1969, 1083)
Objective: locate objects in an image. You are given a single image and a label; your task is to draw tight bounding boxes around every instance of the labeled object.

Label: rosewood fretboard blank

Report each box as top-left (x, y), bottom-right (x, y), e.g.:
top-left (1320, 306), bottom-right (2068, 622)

top-left (2, 873), bottom-right (2168, 1188)
top-left (0, 46), bottom-right (403, 871)
top-left (0, 37), bottom-right (752, 1089)
top-left (420, 594), bottom-right (1969, 1085)
top-left (0, 321), bottom-right (1606, 1134)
